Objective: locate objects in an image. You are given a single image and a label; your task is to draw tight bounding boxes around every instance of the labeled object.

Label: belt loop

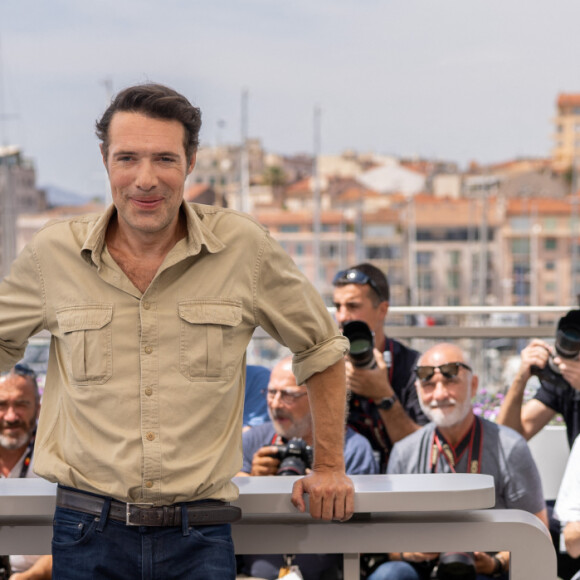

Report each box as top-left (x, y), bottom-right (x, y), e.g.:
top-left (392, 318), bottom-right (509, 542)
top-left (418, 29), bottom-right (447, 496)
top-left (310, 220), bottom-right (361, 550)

top-left (96, 497), bottom-right (111, 532)
top-left (181, 504), bottom-right (190, 536)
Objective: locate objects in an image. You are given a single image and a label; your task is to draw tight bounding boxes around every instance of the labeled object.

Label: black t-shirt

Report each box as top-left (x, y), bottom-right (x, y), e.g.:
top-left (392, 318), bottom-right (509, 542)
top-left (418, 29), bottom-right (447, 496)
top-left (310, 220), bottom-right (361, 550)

top-left (534, 379), bottom-right (580, 447)
top-left (346, 338), bottom-right (428, 471)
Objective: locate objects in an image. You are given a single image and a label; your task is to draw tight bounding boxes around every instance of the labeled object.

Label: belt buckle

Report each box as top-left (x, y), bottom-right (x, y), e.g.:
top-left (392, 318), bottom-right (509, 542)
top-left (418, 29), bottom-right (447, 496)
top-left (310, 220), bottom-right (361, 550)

top-left (126, 502), bottom-right (154, 526)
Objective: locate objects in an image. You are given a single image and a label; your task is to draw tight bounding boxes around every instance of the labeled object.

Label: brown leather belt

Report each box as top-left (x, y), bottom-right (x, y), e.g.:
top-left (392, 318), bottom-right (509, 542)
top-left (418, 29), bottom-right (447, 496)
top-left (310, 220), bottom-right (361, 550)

top-left (56, 486), bottom-right (242, 527)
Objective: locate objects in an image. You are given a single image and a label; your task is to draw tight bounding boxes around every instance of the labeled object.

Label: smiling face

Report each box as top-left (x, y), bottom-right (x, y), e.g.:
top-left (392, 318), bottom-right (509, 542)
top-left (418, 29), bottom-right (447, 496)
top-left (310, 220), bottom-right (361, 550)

top-left (102, 111), bottom-right (196, 242)
top-left (0, 374), bottom-right (39, 451)
top-left (415, 343), bottom-right (477, 434)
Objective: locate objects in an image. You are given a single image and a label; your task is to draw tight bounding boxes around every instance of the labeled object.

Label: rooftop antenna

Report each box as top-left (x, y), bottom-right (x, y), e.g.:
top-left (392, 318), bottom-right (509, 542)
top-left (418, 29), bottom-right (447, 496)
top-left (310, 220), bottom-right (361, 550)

top-left (240, 88), bottom-right (250, 214)
top-left (313, 104), bottom-right (322, 290)
top-left (100, 78), bottom-right (113, 206)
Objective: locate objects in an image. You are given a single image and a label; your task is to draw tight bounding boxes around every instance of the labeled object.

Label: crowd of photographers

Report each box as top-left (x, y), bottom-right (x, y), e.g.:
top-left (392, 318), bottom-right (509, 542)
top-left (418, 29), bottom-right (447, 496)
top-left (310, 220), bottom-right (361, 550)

top-left (236, 263), bottom-right (580, 580)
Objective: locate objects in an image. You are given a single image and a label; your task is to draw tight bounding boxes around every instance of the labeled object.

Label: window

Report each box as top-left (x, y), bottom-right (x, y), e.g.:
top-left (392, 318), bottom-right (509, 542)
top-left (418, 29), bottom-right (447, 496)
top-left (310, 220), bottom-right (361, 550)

top-left (509, 217), bottom-right (531, 231)
top-left (511, 238), bottom-right (530, 254)
top-left (416, 252), bottom-right (433, 266)
top-left (447, 271), bottom-right (461, 290)
top-left (448, 251), bottom-right (461, 266)
top-left (544, 238), bottom-right (557, 251)
top-left (365, 224), bottom-right (396, 238)
top-left (366, 245), bottom-right (401, 260)
top-left (418, 272), bottom-right (433, 290)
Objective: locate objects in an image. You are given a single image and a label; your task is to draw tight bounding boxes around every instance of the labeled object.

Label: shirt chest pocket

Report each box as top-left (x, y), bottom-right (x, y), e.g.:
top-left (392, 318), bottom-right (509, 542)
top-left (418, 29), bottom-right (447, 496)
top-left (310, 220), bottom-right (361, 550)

top-left (178, 300), bottom-right (243, 381)
top-left (56, 305), bottom-right (113, 385)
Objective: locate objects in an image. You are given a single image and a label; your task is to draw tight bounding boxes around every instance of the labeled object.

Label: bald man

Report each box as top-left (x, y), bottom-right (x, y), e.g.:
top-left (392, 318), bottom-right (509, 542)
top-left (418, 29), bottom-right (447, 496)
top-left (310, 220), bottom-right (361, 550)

top-left (368, 343), bottom-right (548, 580)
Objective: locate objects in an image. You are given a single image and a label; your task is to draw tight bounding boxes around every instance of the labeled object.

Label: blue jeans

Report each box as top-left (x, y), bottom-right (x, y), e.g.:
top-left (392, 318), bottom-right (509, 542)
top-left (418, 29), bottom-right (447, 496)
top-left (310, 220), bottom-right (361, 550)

top-left (368, 560), bottom-right (508, 580)
top-left (51, 505), bottom-right (236, 580)
top-left (368, 561), bottom-right (427, 580)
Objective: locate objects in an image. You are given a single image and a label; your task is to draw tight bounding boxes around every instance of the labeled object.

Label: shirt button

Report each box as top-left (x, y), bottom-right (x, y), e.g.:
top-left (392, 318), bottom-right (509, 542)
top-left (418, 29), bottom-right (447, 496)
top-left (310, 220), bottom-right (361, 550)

top-left (144, 346), bottom-right (153, 354)
top-left (145, 481), bottom-right (153, 489)
top-left (143, 302), bottom-right (151, 310)
top-left (145, 387), bottom-right (153, 396)
top-left (146, 432), bottom-right (155, 441)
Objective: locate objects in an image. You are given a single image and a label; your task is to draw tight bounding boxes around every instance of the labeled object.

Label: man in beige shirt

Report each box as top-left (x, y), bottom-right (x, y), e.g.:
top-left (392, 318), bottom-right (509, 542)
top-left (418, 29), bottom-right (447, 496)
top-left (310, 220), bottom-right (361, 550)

top-left (0, 83), bottom-right (353, 580)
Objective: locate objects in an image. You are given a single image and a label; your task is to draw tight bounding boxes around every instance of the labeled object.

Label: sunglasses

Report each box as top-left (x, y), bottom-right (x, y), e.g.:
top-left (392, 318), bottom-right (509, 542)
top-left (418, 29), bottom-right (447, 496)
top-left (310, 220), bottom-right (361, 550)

top-left (333, 269), bottom-right (385, 301)
top-left (414, 362), bottom-right (472, 382)
top-left (13, 363), bottom-right (37, 378)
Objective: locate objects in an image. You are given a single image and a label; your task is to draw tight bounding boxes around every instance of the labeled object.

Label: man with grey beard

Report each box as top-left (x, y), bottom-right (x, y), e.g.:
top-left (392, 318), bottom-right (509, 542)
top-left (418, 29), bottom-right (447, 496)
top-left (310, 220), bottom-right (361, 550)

top-left (0, 364), bottom-right (52, 579)
top-left (366, 343), bottom-right (548, 580)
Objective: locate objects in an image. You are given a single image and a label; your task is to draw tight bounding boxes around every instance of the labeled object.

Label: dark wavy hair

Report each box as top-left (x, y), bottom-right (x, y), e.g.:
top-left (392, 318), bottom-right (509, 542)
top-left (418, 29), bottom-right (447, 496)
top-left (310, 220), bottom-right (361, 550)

top-left (95, 83), bottom-right (202, 163)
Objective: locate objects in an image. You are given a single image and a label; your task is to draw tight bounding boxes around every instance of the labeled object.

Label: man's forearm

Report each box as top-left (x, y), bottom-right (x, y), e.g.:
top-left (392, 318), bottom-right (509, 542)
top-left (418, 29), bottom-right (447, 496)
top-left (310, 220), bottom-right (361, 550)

top-left (564, 522), bottom-right (580, 558)
top-left (378, 402), bottom-right (420, 443)
top-left (305, 359), bottom-right (347, 471)
top-left (10, 555), bottom-right (52, 580)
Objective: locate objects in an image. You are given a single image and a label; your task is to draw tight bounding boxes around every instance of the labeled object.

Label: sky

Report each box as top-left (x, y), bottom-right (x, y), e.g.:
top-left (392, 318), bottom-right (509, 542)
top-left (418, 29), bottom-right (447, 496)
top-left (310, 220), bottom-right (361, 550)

top-left (0, 0), bottom-right (579, 198)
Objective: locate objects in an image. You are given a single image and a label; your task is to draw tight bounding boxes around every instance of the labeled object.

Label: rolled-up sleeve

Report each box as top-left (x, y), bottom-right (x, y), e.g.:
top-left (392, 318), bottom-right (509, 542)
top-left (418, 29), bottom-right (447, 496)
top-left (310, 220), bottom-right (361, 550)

top-left (253, 233), bottom-right (348, 385)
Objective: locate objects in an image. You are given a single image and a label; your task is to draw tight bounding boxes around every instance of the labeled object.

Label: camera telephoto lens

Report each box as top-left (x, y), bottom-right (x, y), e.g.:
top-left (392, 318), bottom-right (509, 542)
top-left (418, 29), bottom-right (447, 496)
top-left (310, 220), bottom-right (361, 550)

top-left (436, 552), bottom-right (476, 580)
top-left (531, 309), bottom-right (580, 390)
top-left (342, 320), bottom-right (376, 369)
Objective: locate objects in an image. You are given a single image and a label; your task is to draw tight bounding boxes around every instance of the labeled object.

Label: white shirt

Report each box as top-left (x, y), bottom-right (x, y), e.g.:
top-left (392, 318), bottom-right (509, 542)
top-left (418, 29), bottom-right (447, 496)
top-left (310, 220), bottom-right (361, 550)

top-left (554, 436), bottom-right (580, 526)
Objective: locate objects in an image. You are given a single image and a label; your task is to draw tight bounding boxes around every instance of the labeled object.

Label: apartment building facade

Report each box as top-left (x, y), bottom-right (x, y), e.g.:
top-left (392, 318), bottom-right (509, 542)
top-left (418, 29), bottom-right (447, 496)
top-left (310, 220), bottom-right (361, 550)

top-left (552, 93), bottom-right (580, 174)
top-left (0, 146), bottom-right (46, 279)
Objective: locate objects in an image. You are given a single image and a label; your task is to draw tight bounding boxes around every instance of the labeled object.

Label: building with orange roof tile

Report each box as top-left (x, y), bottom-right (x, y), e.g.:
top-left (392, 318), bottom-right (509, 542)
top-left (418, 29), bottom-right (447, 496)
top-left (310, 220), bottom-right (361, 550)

top-left (552, 93), bottom-right (580, 173)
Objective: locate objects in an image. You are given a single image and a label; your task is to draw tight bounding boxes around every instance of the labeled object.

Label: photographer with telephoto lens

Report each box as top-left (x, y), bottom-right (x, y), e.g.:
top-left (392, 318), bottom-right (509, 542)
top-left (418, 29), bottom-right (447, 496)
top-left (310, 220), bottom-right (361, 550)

top-left (236, 356), bottom-right (378, 580)
top-left (333, 263), bottom-right (429, 472)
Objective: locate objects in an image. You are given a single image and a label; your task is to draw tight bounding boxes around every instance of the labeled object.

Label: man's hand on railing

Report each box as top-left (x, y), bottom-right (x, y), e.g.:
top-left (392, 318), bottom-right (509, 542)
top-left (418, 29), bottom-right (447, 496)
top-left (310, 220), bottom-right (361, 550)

top-left (290, 469), bottom-right (354, 522)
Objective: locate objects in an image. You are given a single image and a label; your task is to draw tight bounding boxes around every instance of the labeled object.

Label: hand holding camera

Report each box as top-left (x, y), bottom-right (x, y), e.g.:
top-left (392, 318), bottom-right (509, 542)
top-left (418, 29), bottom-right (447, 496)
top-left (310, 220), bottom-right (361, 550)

top-left (529, 309), bottom-right (580, 391)
top-left (342, 320), bottom-right (394, 401)
top-left (249, 445), bottom-right (283, 476)
top-left (250, 439), bottom-right (314, 477)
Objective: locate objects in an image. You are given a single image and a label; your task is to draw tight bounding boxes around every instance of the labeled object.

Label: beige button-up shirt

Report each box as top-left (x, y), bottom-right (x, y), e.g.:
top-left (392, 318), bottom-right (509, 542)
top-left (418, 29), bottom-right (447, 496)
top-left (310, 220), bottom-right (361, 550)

top-left (0, 202), bottom-right (347, 504)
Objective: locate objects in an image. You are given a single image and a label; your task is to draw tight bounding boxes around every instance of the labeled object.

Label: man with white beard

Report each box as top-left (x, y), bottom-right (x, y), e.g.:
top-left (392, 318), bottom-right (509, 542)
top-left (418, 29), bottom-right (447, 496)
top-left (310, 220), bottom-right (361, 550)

top-left (366, 343), bottom-right (548, 580)
top-left (0, 365), bottom-right (52, 579)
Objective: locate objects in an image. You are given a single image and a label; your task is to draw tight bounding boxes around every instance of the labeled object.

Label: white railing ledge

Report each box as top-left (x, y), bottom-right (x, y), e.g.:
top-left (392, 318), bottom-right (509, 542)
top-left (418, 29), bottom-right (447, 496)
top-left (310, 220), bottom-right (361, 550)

top-left (0, 476), bottom-right (556, 580)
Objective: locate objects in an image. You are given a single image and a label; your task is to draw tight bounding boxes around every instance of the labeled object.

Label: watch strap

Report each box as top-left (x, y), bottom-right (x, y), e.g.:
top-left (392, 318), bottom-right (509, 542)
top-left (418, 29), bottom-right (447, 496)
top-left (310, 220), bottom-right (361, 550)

top-left (377, 394), bottom-right (398, 411)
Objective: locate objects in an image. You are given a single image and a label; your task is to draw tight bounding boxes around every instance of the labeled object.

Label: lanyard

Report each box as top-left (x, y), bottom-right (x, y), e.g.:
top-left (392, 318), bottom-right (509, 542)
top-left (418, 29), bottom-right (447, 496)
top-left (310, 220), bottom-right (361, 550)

top-left (430, 416), bottom-right (482, 474)
top-left (18, 437), bottom-right (34, 478)
top-left (18, 430), bottom-right (35, 478)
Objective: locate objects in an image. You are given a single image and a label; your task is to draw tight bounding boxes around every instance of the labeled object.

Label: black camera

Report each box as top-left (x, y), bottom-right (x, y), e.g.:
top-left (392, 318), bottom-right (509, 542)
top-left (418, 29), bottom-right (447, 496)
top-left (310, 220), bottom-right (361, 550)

top-left (531, 309), bottom-right (580, 390)
top-left (0, 556), bottom-right (10, 580)
top-left (273, 437), bottom-right (313, 476)
top-left (342, 320), bottom-right (376, 369)
top-left (436, 552), bottom-right (476, 580)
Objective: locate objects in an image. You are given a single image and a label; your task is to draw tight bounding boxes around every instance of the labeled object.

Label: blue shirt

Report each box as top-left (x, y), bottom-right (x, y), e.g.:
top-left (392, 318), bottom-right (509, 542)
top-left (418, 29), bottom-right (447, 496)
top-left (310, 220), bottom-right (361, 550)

top-left (243, 365), bottom-right (271, 427)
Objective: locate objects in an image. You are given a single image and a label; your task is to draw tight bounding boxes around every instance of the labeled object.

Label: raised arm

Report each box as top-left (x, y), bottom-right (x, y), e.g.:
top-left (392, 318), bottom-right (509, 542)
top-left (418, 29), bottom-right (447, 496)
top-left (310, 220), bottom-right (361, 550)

top-left (496, 339), bottom-right (555, 439)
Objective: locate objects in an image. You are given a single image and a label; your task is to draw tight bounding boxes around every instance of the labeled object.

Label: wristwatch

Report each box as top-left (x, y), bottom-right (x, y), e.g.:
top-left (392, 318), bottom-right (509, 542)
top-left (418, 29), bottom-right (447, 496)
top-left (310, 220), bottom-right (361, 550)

top-left (491, 554), bottom-right (505, 577)
top-left (376, 394), bottom-right (398, 411)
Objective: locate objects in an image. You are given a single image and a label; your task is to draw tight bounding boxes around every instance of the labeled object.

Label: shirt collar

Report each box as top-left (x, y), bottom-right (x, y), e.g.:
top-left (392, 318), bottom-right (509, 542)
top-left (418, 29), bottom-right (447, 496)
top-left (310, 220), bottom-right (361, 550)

top-left (81, 201), bottom-right (226, 267)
